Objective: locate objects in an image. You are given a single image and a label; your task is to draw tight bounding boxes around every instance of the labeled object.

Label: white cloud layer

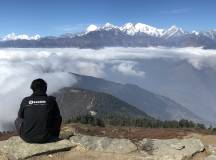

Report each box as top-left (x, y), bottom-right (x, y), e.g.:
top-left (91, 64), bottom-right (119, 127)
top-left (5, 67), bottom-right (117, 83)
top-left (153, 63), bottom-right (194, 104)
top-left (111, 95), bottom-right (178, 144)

top-left (0, 47), bottom-right (216, 131)
top-left (113, 61), bottom-right (145, 77)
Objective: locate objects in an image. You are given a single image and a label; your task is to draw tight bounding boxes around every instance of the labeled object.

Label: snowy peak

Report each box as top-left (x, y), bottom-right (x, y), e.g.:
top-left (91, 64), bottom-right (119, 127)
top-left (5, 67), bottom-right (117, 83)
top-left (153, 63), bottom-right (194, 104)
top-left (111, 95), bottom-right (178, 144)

top-left (119, 22), bottom-right (164, 36)
top-left (120, 23), bottom-right (137, 35)
top-left (204, 30), bottom-right (216, 39)
top-left (134, 23), bottom-right (164, 37)
top-left (86, 24), bottom-right (98, 33)
top-left (102, 23), bottom-right (118, 30)
top-left (192, 30), bottom-right (200, 36)
top-left (162, 25), bottom-right (185, 39)
top-left (1, 33), bottom-right (40, 41)
top-left (85, 23), bottom-right (181, 37)
top-left (86, 23), bottom-right (118, 33)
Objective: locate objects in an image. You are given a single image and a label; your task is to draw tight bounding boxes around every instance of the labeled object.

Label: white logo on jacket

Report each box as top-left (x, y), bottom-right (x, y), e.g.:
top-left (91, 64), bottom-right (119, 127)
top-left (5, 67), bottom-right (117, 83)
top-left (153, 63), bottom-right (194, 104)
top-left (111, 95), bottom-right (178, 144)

top-left (29, 100), bottom-right (46, 105)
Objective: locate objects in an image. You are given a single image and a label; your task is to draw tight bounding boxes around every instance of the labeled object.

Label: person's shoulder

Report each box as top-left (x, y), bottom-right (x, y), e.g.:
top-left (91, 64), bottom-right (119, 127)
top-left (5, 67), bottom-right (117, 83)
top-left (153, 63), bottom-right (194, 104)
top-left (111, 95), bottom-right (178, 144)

top-left (22, 96), bottom-right (31, 101)
top-left (20, 96), bottom-right (31, 104)
top-left (47, 96), bottom-right (58, 107)
top-left (48, 95), bottom-right (56, 99)
top-left (47, 96), bottom-right (57, 101)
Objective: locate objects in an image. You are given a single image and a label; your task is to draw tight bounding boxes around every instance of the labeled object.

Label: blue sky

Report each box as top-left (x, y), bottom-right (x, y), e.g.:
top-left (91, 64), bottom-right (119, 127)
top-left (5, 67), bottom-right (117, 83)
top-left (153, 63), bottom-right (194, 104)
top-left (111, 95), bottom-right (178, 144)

top-left (0, 0), bottom-right (215, 36)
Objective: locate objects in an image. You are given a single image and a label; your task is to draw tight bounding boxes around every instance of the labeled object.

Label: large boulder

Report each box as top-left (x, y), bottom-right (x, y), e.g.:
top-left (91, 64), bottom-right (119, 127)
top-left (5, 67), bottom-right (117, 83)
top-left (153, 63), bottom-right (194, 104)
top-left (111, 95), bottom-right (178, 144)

top-left (70, 135), bottom-right (205, 160)
top-left (70, 134), bottom-right (137, 154)
top-left (0, 136), bottom-right (76, 160)
top-left (137, 138), bottom-right (205, 160)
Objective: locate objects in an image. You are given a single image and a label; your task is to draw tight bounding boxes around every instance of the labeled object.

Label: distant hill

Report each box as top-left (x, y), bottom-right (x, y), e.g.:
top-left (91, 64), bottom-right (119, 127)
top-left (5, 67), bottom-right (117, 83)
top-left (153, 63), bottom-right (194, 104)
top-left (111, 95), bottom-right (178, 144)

top-left (53, 87), bottom-right (153, 122)
top-left (71, 73), bottom-right (205, 123)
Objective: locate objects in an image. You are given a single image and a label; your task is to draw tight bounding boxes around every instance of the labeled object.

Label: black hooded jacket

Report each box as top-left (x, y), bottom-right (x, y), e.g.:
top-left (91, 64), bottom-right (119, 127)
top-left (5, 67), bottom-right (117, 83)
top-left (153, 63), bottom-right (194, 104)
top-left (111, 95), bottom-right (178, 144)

top-left (18, 91), bottom-right (62, 143)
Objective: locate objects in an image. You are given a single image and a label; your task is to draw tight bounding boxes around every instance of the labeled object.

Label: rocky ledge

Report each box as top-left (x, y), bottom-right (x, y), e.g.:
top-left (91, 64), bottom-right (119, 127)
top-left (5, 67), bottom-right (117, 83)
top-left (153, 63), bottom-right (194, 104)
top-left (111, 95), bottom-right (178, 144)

top-left (0, 134), bottom-right (214, 160)
top-left (0, 137), bottom-right (75, 159)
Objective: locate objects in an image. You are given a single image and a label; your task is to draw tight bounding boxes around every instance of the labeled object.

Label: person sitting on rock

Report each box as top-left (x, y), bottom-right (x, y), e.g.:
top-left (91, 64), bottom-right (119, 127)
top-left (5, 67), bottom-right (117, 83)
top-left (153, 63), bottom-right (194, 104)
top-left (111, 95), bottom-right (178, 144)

top-left (15, 78), bottom-right (62, 143)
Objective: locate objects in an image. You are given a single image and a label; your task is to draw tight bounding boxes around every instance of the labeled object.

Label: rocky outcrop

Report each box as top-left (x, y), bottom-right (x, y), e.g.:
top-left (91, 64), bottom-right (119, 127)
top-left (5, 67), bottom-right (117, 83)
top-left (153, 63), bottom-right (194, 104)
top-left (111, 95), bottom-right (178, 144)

top-left (70, 134), bottom-right (137, 153)
top-left (0, 135), bottom-right (206, 160)
top-left (137, 138), bottom-right (205, 160)
top-left (70, 134), bottom-right (205, 160)
top-left (0, 136), bottom-right (75, 160)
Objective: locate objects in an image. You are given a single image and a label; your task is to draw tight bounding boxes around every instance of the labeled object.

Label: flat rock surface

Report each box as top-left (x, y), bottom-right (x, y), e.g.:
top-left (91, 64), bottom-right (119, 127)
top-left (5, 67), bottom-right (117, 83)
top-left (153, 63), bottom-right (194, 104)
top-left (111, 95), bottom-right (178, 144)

top-left (70, 134), bottom-right (205, 160)
top-left (70, 134), bottom-right (137, 154)
top-left (205, 155), bottom-right (216, 160)
top-left (0, 136), bottom-right (75, 160)
top-left (59, 149), bottom-right (146, 160)
top-left (29, 147), bottom-right (147, 160)
top-left (137, 138), bottom-right (205, 160)
top-left (0, 134), bottom-right (206, 160)
top-left (207, 145), bottom-right (216, 155)
top-left (0, 152), bottom-right (9, 160)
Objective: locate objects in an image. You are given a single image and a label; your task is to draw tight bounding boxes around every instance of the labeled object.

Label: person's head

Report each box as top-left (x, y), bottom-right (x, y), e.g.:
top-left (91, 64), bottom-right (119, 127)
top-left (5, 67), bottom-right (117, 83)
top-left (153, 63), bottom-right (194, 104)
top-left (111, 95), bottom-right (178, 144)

top-left (30, 78), bottom-right (47, 93)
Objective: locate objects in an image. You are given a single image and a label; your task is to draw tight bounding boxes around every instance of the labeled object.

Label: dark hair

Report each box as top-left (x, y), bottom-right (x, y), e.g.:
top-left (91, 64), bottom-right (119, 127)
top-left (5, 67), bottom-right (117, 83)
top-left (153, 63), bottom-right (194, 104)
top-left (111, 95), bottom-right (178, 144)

top-left (30, 78), bottom-right (47, 92)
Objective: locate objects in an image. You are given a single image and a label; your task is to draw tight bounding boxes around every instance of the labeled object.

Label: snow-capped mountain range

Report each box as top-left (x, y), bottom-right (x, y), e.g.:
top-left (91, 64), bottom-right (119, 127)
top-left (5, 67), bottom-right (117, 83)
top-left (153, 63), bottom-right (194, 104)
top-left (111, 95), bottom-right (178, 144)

top-left (86, 23), bottom-right (195, 37)
top-left (85, 22), bottom-right (216, 40)
top-left (0, 22), bottom-right (216, 49)
top-left (0, 33), bottom-right (40, 41)
top-left (87, 23), bottom-right (178, 37)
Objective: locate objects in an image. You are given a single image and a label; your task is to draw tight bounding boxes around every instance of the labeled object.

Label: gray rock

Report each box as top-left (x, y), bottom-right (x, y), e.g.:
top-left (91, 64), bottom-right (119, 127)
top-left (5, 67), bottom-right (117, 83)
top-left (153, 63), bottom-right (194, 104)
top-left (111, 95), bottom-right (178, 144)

top-left (0, 136), bottom-right (76, 160)
top-left (60, 126), bottom-right (76, 139)
top-left (70, 134), bottom-right (137, 153)
top-left (207, 145), bottom-right (216, 155)
top-left (0, 152), bottom-right (9, 160)
top-left (205, 155), bottom-right (216, 160)
top-left (137, 138), bottom-right (205, 160)
top-left (70, 135), bottom-right (204, 160)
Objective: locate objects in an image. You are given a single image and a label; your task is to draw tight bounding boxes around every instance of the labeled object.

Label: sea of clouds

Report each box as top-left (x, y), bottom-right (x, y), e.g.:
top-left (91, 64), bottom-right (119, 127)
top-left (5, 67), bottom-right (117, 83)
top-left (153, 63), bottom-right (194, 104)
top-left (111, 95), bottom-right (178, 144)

top-left (0, 47), bottom-right (216, 131)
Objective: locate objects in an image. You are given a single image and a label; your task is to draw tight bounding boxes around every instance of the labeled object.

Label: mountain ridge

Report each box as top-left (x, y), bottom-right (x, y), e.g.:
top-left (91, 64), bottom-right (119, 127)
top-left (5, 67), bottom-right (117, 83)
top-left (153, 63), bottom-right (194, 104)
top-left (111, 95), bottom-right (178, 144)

top-left (53, 87), bottom-right (154, 122)
top-left (70, 73), bottom-right (207, 124)
top-left (1, 22), bottom-right (216, 49)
